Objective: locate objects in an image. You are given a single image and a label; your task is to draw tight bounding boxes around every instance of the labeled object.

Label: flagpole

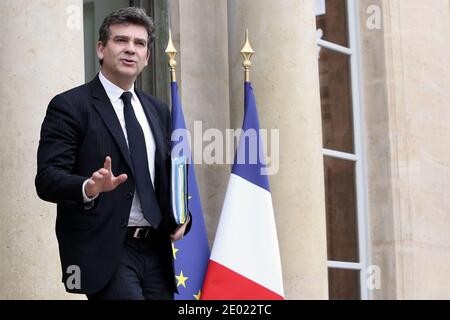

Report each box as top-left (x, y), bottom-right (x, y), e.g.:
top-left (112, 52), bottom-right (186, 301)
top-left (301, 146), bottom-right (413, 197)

top-left (165, 28), bottom-right (211, 300)
top-left (165, 29), bottom-right (177, 83)
top-left (202, 29), bottom-right (285, 300)
top-left (240, 29), bottom-right (255, 82)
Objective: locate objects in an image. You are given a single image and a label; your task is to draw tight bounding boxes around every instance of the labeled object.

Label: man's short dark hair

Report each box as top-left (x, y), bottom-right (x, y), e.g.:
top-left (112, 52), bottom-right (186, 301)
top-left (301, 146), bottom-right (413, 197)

top-left (98, 7), bottom-right (156, 65)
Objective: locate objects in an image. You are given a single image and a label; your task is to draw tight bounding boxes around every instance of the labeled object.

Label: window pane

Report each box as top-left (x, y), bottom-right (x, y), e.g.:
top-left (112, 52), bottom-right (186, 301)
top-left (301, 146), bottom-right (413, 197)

top-left (328, 268), bottom-right (361, 300)
top-left (136, 0), bottom-right (170, 99)
top-left (319, 47), bottom-right (354, 153)
top-left (324, 156), bottom-right (359, 262)
top-left (316, 0), bottom-right (349, 47)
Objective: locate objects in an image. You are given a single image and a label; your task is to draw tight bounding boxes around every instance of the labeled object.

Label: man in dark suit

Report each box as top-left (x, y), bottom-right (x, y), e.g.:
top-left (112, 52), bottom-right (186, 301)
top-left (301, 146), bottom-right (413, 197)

top-left (35, 7), bottom-right (190, 300)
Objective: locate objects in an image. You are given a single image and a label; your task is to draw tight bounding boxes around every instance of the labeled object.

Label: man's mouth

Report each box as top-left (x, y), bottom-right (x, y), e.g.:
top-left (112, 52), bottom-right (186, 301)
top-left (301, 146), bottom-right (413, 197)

top-left (121, 58), bottom-right (136, 65)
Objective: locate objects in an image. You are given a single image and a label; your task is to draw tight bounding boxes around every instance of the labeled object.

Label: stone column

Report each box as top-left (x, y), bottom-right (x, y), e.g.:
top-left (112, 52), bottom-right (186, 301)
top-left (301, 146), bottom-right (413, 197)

top-left (227, 0), bottom-right (329, 299)
top-left (0, 0), bottom-right (85, 299)
top-left (361, 0), bottom-right (450, 299)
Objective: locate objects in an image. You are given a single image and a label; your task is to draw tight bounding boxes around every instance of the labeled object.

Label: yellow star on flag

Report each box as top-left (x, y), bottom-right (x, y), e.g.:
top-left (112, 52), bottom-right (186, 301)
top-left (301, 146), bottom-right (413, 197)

top-left (172, 242), bottom-right (179, 259)
top-left (176, 271), bottom-right (189, 288)
top-left (193, 290), bottom-right (201, 300)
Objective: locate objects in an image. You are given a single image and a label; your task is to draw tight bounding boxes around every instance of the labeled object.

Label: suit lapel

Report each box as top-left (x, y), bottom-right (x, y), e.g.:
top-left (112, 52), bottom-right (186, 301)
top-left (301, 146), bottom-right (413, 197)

top-left (90, 76), bottom-right (134, 174)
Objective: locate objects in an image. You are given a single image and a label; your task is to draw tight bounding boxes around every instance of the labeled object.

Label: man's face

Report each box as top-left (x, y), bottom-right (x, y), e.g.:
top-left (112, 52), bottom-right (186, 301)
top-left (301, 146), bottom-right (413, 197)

top-left (97, 23), bottom-right (150, 84)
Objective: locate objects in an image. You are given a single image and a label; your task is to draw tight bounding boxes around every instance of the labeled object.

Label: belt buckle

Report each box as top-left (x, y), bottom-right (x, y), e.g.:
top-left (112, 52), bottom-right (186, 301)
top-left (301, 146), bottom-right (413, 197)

top-left (133, 228), bottom-right (149, 239)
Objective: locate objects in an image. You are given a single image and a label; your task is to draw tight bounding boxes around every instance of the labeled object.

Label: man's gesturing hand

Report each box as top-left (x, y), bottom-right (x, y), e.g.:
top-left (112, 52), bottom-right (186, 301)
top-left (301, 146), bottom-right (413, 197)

top-left (85, 156), bottom-right (128, 198)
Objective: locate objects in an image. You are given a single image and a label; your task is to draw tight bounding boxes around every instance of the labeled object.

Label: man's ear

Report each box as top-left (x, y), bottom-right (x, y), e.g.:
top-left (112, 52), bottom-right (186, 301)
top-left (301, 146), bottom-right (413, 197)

top-left (96, 41), bottom-right (104, 61)
top-left (144, 50), bottom-right (150, 67)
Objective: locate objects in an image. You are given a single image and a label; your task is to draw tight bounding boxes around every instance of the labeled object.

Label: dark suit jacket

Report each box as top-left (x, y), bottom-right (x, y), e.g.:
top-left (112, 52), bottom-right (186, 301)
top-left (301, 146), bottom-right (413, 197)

top-left (35, 75), bottom-right (187, 294)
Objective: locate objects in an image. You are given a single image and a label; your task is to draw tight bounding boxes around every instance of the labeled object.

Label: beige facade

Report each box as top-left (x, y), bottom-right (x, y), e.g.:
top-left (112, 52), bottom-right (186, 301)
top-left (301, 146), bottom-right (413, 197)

top-left (1, 0), bottom-right (449, 299)
top-left (0, 0), bottom-right (85, 299)
top-left (360, 0), bottom-right (450, 299)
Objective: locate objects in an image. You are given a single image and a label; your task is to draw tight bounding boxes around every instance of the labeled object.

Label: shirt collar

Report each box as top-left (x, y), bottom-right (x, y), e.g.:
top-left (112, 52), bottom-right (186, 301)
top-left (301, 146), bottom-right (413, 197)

top-left (99, 71), bottom-right (137, 103)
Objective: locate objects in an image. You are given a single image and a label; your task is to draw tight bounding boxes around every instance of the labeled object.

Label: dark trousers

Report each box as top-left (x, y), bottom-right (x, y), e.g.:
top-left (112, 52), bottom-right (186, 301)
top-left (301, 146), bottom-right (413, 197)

top-left (87, 234), bottom-right (173, 300)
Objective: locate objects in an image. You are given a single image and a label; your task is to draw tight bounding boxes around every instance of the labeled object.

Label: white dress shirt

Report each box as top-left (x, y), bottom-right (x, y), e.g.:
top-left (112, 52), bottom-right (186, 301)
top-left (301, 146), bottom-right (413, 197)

top-left (82, 71), bottom-right (156, 227)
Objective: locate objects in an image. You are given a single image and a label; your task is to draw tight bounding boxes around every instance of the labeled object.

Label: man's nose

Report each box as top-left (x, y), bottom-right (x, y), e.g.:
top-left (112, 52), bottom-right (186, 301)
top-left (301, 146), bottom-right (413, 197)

top-left (124, 41), bottom-right (136, 54)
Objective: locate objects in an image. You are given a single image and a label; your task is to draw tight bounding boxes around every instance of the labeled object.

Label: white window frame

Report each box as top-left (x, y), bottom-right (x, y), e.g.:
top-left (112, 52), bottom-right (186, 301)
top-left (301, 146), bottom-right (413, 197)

top-left (317, 0), bottom-right (371, 300)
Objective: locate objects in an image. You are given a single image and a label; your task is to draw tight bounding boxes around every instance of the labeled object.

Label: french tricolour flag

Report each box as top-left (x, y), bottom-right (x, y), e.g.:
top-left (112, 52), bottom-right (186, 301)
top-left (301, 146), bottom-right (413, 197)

top-left (201, 82), bottom-right (284, 300)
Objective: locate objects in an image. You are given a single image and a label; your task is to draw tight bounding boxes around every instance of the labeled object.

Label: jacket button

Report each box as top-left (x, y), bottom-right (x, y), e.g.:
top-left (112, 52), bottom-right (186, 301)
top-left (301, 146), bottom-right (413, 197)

top-left (120, 221), bottom-right (127, 228)
top-left (126, 192), bottom-right (133, 200)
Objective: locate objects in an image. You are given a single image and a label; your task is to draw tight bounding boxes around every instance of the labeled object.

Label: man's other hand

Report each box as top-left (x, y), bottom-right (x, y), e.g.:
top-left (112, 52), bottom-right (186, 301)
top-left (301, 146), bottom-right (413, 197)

top-left (170, 214), bottom-right (190, 242)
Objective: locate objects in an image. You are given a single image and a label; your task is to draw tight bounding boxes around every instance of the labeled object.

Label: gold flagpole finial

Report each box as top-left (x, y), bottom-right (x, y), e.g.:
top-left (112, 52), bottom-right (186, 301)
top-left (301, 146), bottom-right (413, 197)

top-left (165, 29), bottom-right (177, 82)
top-left (240, 29), bottom-right (255, 82)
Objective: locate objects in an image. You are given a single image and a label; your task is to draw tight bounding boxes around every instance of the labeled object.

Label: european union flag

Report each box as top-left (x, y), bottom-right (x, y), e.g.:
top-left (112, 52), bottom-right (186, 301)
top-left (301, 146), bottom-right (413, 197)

top-left (170, 81), bottom-right (210, 300)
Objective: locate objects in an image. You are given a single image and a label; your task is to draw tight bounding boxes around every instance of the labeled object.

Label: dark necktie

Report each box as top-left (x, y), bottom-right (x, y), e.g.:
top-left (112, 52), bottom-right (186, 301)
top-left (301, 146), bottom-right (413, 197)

top-left (121, 91), bottom-right (161, 228)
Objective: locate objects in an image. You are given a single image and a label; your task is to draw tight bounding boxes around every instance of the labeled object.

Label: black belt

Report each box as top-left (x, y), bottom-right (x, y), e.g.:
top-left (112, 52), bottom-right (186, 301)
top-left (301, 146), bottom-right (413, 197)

top-left (126, 226), bottom-right (157, 240)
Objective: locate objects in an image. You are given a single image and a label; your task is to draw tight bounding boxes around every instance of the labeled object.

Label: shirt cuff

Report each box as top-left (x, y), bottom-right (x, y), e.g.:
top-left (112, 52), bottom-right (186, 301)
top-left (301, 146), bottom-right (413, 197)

top-left (82, 179), bottom-right (99, 203)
